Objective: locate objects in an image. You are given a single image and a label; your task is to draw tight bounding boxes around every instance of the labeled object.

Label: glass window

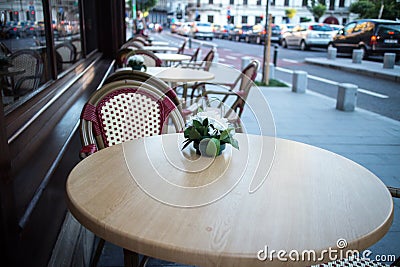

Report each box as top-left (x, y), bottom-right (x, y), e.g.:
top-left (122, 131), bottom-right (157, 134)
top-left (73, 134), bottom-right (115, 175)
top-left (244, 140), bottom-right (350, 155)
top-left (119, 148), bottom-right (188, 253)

top-left (284, 0), bottom-right (289, 6)
top-left (50, 0), bottom-right (82, 75)
top-left (209, 0), bottom-right (213, 4)
top-left (242, 16), bottom-right (248, 24)
top-left (255, 16), bottom-right (263, 24)
top-left (207, 15), bottom-right (213, 23)
top-left (329, 0), bottom-right (335, 10)
top-left (302, 0), bottom-right (308, 6)
top-left (339, 0), bottom-right (345, 7)
top-left (343, 22), bottom-right (357, 35)
top-left (0, 0), bottom-right (82, 109)
top-left (257, 0), bottom-right (262, 5)
top-left (0, 0), bottom-right (51, 108)
top-left (230, 0), bottom-right (235, 5)
top-left (243, 0), bottom-right (248, 6)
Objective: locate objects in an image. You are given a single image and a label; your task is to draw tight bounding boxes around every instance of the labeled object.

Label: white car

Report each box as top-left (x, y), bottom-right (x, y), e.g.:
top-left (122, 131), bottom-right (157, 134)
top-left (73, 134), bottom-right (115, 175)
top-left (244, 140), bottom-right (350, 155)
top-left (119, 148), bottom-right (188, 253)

top-left (281, 23), bottom-right (337, 50)
top-left (192, 22), bottom-right (214, 40)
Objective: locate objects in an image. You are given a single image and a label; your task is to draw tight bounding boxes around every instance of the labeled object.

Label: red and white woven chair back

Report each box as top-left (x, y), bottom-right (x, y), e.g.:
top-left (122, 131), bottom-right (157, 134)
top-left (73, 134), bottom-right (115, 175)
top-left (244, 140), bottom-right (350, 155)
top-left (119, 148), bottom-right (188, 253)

top-left (79, 81), bottom-right (184, 157)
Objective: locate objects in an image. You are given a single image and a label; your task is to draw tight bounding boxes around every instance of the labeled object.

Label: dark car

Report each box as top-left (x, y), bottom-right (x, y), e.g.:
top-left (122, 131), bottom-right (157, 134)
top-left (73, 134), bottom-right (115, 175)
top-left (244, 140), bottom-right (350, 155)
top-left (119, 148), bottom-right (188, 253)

top-left (214, 24), bottom-right (234, 39)
top-left (329, 19), bottom-right (400, 59)
top-left (228, 24), bottom-right (253, 42)
top-left (246, 24), bottom-right (282, 44)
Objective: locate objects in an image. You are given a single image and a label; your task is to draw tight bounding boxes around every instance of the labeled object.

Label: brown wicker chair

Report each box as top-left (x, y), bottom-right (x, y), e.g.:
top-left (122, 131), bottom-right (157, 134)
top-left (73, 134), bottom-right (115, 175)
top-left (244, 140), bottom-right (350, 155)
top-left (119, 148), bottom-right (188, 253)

top-left (55, 42), bottom-right (77, 72)
top-left (189, 60), bottom-right (259, 131)
top-left (8, 49), bottom-right (43, 97)
top-left (124, 49), bottom-right (162, 67)
top-left (115, 48), bottom-right (134, 69)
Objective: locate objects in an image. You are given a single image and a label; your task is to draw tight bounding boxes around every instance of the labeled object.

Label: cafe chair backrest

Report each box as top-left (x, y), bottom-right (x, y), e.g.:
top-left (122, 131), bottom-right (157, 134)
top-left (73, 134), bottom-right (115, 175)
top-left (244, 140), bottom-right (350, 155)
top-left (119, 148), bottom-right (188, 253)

top-left (124, 49), bottom-right (162, 67)
top-left (55, 42), bottom-right (77, 71)
top-left (177, 39), bottom-right (187, 54)
top-left (115, 48), bottom-right (134, 69)
top-left (201, 49), bottom-right (215, 71)
top-left (71, 38), bottom-right (82, 60)
top-left (9, 49), bottom-right (43, 96)
top-left (104, 70), bottom-right (181, 107)
top-left (79, 80), bottom-right (184, 158)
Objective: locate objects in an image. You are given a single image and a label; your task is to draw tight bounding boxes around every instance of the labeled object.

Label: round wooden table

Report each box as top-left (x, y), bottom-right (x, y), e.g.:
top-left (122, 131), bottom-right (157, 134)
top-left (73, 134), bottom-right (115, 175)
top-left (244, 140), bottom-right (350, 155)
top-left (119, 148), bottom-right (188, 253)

top-left (66, 134), bottom-right (393, 267)
top-left (155, 53), bottom-right (191, 66)
top-left (146, 67), bottom-right (214, 100)
top-left (140, 46), bottom-right (179, 53)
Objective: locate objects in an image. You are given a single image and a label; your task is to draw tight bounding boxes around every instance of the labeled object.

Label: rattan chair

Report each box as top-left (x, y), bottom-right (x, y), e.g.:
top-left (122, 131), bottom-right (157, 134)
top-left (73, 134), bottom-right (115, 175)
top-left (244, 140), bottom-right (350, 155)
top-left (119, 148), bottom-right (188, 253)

top-left (124, 49), bottom-right (162, 67)
top-left (189, 60), bottom-right (259, 131)
top-left (79, 80), bottom-right (184, 158)
top-left (8, 49), bottom-right (43, 97)
top-left (79, 80), bottom-right (184, 266)
top-left (179, 48), bottom-right (215, 71)
top-left (177, 39), bottom-right (187, 54)
top-left (104, 69), bottom-right (181, 107)
top-left (55, 42), bottom-right (77, 72)
top-left (115, 48), bottom-right (134, 69)
top-left (71, 38), bottom-right (82, 60)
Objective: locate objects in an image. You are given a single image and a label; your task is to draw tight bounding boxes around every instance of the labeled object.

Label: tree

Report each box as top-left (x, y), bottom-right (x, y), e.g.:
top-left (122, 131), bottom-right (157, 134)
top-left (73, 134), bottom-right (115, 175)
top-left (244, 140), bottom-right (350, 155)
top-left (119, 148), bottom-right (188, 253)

top-left (349, 0), bottom-right (400, 20)
top-left (136, 0), bottom-right (158, 13)
top-left (285, 8), bottom-right (297, 23)
top-left (308, 3), bottom-right (326, 22)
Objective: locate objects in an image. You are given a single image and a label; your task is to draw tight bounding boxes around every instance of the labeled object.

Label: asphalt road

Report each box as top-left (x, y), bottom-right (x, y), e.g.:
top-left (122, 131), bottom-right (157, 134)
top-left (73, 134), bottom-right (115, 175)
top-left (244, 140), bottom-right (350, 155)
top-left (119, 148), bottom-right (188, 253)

top-left (156, 32), bottom-right (400, 121)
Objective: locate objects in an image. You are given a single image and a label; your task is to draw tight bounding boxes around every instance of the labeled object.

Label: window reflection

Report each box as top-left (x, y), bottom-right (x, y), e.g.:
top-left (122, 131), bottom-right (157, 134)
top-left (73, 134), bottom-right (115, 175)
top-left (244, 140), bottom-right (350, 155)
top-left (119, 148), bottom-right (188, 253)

top-left (0, 0), bottom-right (81, 109)
top-left (51, 0), bottom-right (81, 74)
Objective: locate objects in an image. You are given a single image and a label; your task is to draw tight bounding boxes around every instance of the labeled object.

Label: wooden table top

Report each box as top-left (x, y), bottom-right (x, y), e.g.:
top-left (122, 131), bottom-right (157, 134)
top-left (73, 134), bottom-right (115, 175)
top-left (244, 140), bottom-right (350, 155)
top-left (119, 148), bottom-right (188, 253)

top-left (140, 46), bottom-right (179, 52)
top-left (146, 67), bottom-right (214, 83)
top-left (155, 53), bottom-right (191, 62)
top-left (66, 134), bottom-right (393, 266)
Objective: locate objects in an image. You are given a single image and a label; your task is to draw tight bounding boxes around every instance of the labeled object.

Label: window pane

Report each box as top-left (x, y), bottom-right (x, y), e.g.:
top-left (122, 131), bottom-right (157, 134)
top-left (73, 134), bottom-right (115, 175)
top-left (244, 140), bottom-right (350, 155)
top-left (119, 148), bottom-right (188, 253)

top-left (50, 0), bottom-right (81, 75)
top-left (0, 0), bottom-right (51, 108)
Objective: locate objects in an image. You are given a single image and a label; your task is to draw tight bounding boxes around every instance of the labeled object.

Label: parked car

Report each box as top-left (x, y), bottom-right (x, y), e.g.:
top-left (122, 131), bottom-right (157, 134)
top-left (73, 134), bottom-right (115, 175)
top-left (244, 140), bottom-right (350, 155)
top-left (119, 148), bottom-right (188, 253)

top-left (246, 24), bottom-right (282, 44)
top-left (281, 23), bottom-right (337, 50)
top-left (214, 24), bottom-right (234, 39)
top-left (177, 22), bottom-right (192, 36)
top-left (229, 24), bottom-right (253, 42)
top-left (170, 22), bottom-right (182, 34)
top-left (192, 22), bottom-right (214, 40)
top-left (329, 19), bottom-right (400, 59)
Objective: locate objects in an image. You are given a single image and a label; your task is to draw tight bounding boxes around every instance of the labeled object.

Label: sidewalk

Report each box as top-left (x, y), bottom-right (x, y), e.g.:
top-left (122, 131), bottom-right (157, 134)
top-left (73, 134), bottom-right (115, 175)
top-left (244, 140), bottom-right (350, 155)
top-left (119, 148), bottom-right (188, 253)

top-left (305, 56), bottom-right (400, 82)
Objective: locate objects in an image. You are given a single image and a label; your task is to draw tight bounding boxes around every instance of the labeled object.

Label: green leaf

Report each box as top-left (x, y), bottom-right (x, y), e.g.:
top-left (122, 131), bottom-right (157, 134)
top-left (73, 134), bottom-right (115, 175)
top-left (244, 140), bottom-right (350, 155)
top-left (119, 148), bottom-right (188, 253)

top-left (193, 119), bottom-right (202, 128)
top-left (202, 118), bottom-right (209, 127)
top-left (188, 127), bottom-right (202, 140)
top-left (230, 138), bottom-right (239, 150)
top-left (220, 130), bottom-right (229, 141)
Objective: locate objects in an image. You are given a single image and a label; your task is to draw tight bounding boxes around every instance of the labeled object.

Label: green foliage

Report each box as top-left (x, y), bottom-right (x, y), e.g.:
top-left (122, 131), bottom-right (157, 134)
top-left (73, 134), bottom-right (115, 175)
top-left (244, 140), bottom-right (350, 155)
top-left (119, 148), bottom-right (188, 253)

top-left (254, 79), bottom-right (289, 87)
top-left (349, 0), bottom-right (400, 20)
top-left (137, 0), bottom-right (158, 12)
top-left (309, 4), bottom-right (326, 22)
top-left (182, 117), bottom-right (239, 152)
top-left (285, 8), bottom-right (297, 19)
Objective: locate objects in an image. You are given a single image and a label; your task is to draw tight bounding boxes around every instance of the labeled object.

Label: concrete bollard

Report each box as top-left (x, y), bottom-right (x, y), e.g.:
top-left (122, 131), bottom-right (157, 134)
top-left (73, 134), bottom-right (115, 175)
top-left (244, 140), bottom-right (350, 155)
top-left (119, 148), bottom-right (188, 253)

top-left (241, 56), bottom-right (252, 70)
top-left (383, 53), bottom-right (396, 69)
top-left (336, 83), bottom-right (358, 111)
top-left (327, 47), bottom-right (337, 60)
top-left (292, 71), bottom-right (307, 93)
top-left (269, 62), bottom-right (275, 80)
top-left (352, 49), bottom-right (363, 64)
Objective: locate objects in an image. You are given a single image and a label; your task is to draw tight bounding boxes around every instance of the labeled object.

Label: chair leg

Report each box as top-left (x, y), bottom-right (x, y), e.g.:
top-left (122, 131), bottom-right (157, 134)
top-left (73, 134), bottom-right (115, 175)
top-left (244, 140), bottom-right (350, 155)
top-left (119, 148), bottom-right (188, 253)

top-left (139, 256), bottom-right (150, 267)
top-left (123, 249), bottom-right (140, 267)
top-left (90, 238), bottom-right (105, 267)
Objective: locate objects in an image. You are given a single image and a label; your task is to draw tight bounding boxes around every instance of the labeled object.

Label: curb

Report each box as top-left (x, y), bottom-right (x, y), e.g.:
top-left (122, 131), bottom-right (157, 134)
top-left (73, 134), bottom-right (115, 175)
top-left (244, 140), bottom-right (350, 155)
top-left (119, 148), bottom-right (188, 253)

top-left (305, 58), bottom-right (400, 83)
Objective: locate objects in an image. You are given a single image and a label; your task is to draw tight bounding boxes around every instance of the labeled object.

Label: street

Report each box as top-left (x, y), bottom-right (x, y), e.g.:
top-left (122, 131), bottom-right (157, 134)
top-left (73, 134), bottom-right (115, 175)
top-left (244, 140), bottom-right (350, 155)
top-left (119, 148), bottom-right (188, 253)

top-left (154, 31), bottom-right (400, 121)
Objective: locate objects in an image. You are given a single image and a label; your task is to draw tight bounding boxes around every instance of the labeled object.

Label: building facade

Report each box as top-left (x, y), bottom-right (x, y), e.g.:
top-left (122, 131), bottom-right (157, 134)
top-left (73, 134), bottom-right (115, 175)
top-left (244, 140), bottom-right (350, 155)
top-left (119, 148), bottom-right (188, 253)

top-left (154, 0), bottom-right (358, 26)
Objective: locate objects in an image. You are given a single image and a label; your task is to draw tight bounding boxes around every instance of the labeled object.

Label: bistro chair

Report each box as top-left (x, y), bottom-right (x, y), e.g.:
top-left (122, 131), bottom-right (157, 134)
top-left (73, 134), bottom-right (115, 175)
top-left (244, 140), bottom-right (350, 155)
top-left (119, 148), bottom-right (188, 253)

top-left (71, 38), bottom-right (82, 60)
top-left (179, 48), bottom-right (215, 71)
top-left (121, 41), bottom-right (142, 50)
top-left (8, 49), bottom-right (43, 97)
top-left (124, 49), bottom-right (162, 67)
top-left (104, 69), bottom-right (181, 107)
top-left (189, 60), bottom-right (259, 131)
top-left (79, 80), bottom-right (184, 158)
top-left (55, 42), bottom-right (77, 72)
top-left (79, 80), bottom-right (184, 266)
top-left (115, 47), bottom-right (134, 69)
top-left (177, 39), bottom-right (187, 54)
